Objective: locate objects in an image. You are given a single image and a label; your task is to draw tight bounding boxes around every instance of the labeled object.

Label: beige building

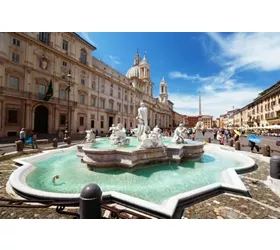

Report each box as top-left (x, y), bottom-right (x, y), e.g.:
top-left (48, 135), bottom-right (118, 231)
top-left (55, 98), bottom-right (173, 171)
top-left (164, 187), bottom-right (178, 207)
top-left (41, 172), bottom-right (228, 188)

top-left (198, 115), bottom-right (213, 128)
top-left (172, 111), bottom-right (184, 127)
top-left (218, 80), bottom-right (280, 128)
top-left (0, 32), bottom-right (174, 137)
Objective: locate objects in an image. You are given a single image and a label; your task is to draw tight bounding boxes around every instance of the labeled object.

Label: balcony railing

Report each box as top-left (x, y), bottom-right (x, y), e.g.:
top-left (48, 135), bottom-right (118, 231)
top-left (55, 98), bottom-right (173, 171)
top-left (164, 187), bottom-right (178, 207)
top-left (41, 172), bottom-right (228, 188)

top-left (0, 86), bottom-right (77, 107)
top-left (105, 108), bottom-right (118, 114)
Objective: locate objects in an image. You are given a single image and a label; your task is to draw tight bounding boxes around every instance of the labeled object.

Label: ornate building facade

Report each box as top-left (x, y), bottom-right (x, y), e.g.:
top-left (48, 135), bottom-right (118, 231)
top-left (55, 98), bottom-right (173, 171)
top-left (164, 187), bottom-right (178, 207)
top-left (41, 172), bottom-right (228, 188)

top-left (218, 81), bottom-right (280, 129)
top-left (0, 32), bottom-right (174, 137)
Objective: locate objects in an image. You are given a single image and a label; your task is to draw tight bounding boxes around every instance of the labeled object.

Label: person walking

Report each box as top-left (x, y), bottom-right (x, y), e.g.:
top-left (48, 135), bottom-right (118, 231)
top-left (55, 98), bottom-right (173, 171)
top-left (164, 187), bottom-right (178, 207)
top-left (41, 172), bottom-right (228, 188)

top-left (19, 128), bottom-right (26, 145)
top-left (248, 140), bottom-right (260, 153)
top-left (31, 130), bottom-right (38, 149)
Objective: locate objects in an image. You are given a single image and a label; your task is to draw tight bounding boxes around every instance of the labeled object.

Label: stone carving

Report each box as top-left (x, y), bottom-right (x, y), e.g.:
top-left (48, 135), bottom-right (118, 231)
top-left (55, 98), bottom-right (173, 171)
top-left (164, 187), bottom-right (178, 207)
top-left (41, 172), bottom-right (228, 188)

top-left (85, 129), bottom-right (96, 143)
top-left (40, 54), bottom-right (49, 70)
top-left (136, 101), bottom-right (150, 141)
top-left (195, 121), bottom-right (204, 131)
top-left (110, 123), bottom-right (130, 146)
top-left (140, 125), bottom-right (164, 148)
top-left (172, 124), bottom-right (186, 144)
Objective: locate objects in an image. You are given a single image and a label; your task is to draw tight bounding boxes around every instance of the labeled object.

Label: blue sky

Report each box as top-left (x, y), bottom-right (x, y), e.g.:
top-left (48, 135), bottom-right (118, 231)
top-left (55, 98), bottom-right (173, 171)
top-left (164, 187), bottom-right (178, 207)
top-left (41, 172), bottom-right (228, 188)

top-left (78, 32), bottom-right (280, 119)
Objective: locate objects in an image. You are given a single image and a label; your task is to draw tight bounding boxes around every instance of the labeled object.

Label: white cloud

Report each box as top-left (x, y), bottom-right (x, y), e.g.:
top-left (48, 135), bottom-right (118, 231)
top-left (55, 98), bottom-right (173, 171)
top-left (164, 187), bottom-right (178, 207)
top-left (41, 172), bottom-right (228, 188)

top-left (168, 32), bottom-right (280, 118)
top-left (109, 55), bottom-right (120, 65)
top-left (80, 32), bottom-right (96, 46)
top-left (169, 85), bottom-right (262, 119)
top-left (169, 71), bottom-right (213, 82)
top-left (208, 32), bottom-right (280, 71)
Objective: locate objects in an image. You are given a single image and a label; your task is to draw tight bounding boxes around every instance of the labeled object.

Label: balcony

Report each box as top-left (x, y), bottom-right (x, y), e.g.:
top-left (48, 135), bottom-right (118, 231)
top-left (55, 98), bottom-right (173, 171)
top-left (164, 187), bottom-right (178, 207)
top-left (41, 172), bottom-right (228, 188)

top-left (0, 86), bottom-right (77, 107)
top-left (105, 108), bottom-right (118, 114)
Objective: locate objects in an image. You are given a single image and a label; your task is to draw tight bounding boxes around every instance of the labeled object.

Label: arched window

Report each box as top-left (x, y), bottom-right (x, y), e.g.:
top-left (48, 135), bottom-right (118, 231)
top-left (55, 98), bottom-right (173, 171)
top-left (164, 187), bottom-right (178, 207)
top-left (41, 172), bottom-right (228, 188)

top-left (80, 49), bottom-right (87, 64)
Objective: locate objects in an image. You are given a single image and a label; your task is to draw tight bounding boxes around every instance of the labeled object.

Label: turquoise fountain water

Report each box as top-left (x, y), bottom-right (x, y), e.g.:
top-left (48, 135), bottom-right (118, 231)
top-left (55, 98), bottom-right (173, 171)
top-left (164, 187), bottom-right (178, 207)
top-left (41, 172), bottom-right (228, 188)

top-left (26, 141), bottom-right (243, 204)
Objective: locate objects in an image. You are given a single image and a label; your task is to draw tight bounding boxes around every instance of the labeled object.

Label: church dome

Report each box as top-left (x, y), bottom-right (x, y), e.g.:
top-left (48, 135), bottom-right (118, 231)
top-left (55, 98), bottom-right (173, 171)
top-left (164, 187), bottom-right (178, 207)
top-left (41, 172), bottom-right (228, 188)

top-left (126, 65), bottom-right (140, 78)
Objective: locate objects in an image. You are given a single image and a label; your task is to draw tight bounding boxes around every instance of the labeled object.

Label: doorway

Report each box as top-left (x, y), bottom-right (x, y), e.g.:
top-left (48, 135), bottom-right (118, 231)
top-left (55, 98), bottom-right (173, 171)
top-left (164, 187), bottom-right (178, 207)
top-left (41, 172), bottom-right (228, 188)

top-left (34, 105), bottom-right (49, 133)
top-left (108, 116), bottom-right (114, 128)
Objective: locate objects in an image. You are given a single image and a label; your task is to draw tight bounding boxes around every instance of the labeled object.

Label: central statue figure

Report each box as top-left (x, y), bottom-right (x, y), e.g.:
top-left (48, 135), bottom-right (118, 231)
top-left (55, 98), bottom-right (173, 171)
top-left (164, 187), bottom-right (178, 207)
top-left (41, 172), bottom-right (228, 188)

top-left (136, 101), bottom-right (149, 141)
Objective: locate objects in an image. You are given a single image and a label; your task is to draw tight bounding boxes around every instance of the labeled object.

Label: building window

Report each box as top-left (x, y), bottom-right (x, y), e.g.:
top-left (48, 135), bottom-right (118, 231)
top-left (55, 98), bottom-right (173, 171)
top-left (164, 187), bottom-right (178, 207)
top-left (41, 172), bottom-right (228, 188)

top-left (60, 114), bottom-right (66, 125)
top-left (12, 38), bottom-right (20, 47)
top-left (61, 71), bottom-right (66, 79)
top-left (38, 84), bottom-right (46, 95)
top-left (79, 94), bottom-right (85, 104)
top-left (38, 32), bottom-right (50, 44)
top-left (80, 49), bottom-right (87, 64)
top-left (118, 117), bottom-right (120, 123)
top-left (109, 101), bottom-right (114, 110)
top-left (92, 82), bottom-right (96, 90)
top-left (117, 103), bottom-right (121, 112)
top-left (8, 110), bottom-right (18, 124)
top-left (100, 99), bottom-right (105, 109)
top-left (81, 79), bottom-right (85, 85)
top-left (62, 61), bottom-right (67, 67)
top-left (125, 90), bottom-right (128, 101)
top-left (124, 119), bottom-right (127, 128)
top-left (12, 52), bottom-right (20, 63)
top-left (91, 97), bottom-right (95, 106)
top-left (80, 117), bottom-right (84, 126)
top-left (59, 89), bottom-right (66, 99)
top-left (124, 105), bottom-right (128, 113)
top-left (9, 77), bottom-right (19, 90)
top-left (110, 87), bottom-right (113, 96)
top-left (101, 85), bottom-right (105, 93)
top-left (130, 121), bottom-right (132, 128)
top-left (62, 40), bottom-right (68, 51)
top-left (130, 105), bottom-right (133, 114)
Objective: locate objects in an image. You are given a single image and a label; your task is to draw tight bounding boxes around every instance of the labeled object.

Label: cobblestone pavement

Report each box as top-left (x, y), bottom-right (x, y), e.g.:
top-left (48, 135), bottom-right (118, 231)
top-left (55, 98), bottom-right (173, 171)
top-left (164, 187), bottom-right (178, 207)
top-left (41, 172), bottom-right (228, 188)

top-left (1, 142), bottom-right (280, 219)
top-left (183, 152), bottom-right (280, 219)
top-left (0, 155), bottom-right (77, 219)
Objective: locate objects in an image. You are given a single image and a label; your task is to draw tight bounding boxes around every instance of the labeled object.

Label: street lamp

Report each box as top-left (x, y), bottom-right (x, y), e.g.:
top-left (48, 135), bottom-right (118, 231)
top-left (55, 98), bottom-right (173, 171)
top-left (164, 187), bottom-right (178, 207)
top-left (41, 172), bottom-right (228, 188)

top-left (64, 70), bottom-right (72, 142)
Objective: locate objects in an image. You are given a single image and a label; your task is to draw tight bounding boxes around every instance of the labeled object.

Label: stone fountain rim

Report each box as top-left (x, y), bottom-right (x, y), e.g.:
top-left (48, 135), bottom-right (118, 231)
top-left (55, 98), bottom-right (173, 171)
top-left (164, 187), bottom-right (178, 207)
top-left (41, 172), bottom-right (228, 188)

top-left (8, 143), bottom-right (255, 218)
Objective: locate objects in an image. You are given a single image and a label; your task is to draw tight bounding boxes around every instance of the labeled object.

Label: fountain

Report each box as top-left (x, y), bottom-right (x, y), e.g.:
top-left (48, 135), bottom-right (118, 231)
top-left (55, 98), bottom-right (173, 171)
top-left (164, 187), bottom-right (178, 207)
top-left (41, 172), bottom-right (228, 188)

top-left (8, 101), bottom-right (256, 218)
top-left (80, 102), bottom-right (204, 169)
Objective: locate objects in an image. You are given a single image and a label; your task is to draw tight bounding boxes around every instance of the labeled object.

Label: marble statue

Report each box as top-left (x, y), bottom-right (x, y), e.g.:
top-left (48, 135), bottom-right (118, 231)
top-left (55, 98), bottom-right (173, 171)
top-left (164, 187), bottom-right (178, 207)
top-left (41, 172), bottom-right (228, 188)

top-left (136, 101), bottom-right (150, 141)
top-left (85, 129), bottom-right (96, 143)
top-left (140, 125), bottom-right (164, 148)
top-left (195, 121), bottom-right (204, 131)
top-left (172, 124), bottom-right (186, 144)
top-left (110, 123), bottom-right (130, 146)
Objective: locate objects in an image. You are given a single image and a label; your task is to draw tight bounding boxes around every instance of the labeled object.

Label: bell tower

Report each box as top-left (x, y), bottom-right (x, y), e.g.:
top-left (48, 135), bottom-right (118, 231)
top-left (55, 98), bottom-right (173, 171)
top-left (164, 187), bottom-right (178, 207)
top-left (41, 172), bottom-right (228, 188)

top-left (159, 76), bottom-right (168, 105)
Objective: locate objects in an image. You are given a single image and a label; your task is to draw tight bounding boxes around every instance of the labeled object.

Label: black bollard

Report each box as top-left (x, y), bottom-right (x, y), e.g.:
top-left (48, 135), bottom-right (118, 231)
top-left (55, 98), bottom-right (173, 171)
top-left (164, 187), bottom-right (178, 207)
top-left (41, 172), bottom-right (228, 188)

top-left (208, 137), bottom-right (211, 143)
top-left (235, 141), bottom-right (241, 150)
top-left (67, 137), bottom-right (71, 145)
top-left (16, 140), bottom-right (24, 152)
top-left (228, 139), bottom-right (234, 147)
top-left (53, 138), bottom-right (58, 148)
top-left (270, 156), bottom-right (280, 179)
top-left (79, 184), bottom-right (102, 219)
top-left (263, 144), bottom-right (271, 157)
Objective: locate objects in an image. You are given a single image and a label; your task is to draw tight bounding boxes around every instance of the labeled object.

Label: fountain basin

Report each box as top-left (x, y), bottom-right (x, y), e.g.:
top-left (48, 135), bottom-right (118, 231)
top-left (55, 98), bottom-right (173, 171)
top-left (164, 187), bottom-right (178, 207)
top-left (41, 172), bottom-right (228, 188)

top-left (78, 138), bottom-right (204, 169)
top-left (8, 144), bottom-right (255, 218)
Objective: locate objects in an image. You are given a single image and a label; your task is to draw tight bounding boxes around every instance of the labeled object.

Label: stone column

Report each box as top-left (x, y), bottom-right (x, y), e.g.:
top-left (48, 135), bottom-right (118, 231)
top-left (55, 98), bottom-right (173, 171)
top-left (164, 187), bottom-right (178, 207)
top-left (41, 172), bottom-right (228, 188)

top-left (0, 101), bottom-right (3, 131)
top-left (25, 104), bottom-right (30, 129)
top-left (70, 108), bottom-right (75, 134)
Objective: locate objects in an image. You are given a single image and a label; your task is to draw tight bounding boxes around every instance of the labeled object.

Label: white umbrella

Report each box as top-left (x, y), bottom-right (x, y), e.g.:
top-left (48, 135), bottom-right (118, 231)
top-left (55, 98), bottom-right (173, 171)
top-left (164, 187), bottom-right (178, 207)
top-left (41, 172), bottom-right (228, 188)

top-left (265, 125), bottom-right (280, 129)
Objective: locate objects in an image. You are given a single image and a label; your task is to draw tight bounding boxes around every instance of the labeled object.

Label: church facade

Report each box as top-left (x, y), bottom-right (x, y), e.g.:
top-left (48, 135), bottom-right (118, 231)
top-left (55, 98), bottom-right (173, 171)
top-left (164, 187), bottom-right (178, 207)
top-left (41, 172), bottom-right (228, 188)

top-left (0, 32), bottom-right (174, 137)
